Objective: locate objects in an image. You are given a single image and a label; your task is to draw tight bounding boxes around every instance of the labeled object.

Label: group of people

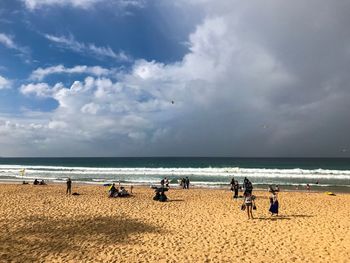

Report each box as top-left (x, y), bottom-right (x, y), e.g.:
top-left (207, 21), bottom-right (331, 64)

top-left (33, 179), bottom-right (46, 185)
top-left (179, 177), bottom-right (190, 189)
top-left (231, 177), bottom-right (280, 219)
top-left (108, 183), bottom-right (130, 198)
top-left (152, 186), bottom-right (168, 202)
top-left (160, 177), bottom-right (170, 188)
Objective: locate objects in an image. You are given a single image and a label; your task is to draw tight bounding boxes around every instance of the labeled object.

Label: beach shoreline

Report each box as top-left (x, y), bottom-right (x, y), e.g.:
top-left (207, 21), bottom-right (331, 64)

top-left (1, 179), bottom-right (349, 194)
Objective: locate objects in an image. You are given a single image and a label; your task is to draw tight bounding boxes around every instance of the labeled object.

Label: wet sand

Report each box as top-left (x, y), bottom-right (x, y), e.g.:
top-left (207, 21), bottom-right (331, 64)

top-left (0, 184), bottom-right (349, 262)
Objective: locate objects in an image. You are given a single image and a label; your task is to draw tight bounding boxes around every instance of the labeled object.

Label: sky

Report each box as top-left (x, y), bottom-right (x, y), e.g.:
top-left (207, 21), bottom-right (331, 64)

top-left (1, 0), bottom-right (350, 157)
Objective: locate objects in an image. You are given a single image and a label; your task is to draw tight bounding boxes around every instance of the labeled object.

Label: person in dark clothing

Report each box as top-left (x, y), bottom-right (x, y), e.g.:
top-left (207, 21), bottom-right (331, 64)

top-left (181, 178), bottom-right (186, 189)
top-left (160, 178), bottom-right (165, 188)
top-left (233, 181), bottom-right (239, 199)
top-left (243, 177), bottom-right (249, 190)
top-left (230, 178), bottom-right (235, 191)
top-left (66, 178), bottom-right (72, 195)
top-left (185, 177), bottom-right (190, 189)
top-left (33, 179), bottom-right (39, 185)
top-left (244, 180), bottom-right (253, 196)
top-left (109, 183), bottom-right (117, 197)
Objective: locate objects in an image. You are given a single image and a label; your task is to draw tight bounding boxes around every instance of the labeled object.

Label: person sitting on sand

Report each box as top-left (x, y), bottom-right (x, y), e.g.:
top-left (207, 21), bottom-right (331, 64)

top-left (269, 191), bottom-right (279, 216)
top-left (33, 179), bottom-right (39, 185)
top-left (243, 192), bottom-right (255, 219)
top-left (109, 183), bottom-right (118, 198)
top-left (39, 180), bottom-right (46, 185)
top-left (118, 187), bottom-right (129, 197)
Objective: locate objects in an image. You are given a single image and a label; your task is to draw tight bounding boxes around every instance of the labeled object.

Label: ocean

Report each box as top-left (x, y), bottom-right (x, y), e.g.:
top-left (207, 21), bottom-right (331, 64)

top-left (0, 157), bottom-right (349, 192)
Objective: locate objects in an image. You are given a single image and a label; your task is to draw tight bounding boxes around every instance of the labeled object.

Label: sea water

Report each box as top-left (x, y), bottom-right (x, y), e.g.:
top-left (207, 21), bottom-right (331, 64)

top-left (0, 157), bottom-right (349, 192)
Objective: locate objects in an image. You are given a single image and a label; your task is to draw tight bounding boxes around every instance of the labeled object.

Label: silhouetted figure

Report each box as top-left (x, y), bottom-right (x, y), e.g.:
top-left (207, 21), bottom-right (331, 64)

top-left (66, 178), bottom-right (72, 195)
top-left (185, 177), bottom-right (190, 189)
top-left (109, 183), bottom-right (117, 197)
top-left (33, 179), bottom-right (39, 185)
top-left (181, 178), bottom-right (186, 189)
top-left (244, 179), bottom-right (253, 196)
top-left (233, 181), bottom-right (239, 199)
top-left (160, 178), bottom-right (165, 188)
top-left (153, 186), bottom-right (168, 202)
top-left (230, 178), bottom-right (235, 191)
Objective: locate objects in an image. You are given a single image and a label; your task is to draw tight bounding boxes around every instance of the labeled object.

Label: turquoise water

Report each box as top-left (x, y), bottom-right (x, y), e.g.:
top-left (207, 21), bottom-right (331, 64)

top-left (0, 157), bottom-right (349, 192)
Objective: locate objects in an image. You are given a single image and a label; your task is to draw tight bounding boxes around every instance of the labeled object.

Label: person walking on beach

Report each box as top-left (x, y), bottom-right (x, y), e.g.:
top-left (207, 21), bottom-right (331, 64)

top-left (66, 178), bottom-right (72, 195)
top-left (233, 181), bottom-right (239, 199)
top-left (230, 177), bottom-right (235, 191)
top-left (269, 191), bottom-right (279, 216)
top-left (243, 192), bottom-right (255, 219)
top-left (185, 177), bottom-right (190, 189)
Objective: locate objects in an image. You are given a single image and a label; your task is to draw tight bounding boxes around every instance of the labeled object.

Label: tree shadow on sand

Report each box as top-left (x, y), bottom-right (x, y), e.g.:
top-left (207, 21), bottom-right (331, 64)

top-left (0, 215), bottom-right (160, 262)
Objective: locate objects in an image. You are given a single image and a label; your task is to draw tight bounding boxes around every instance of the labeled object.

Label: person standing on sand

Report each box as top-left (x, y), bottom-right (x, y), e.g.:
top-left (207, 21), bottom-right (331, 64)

top-left (230, 178), bottom-right (235, 191)
top-left (306, 184), bottom-right (311, 191)
top-left (233, 181), bottom-right (239, 199)
top-left (269, 191), bottom-right (279, 216)
top-left (243, 192), bottom-right (255, 219)
top-left (182, 178), bottom-right (186, 189)
top-left (66, 178), bottom-right (72, 195)
top-left (185, 177), bottom-right (190, 189)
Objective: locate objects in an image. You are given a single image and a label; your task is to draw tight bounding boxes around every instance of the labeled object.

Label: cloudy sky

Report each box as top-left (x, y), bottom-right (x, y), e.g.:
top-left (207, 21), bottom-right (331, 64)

top-left (0, 0), bottom-right (350, 157)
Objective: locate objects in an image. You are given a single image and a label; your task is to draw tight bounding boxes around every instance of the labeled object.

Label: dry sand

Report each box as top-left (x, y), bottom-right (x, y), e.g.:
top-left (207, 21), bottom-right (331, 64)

top-left (0, 184), bottom-right (349, 263)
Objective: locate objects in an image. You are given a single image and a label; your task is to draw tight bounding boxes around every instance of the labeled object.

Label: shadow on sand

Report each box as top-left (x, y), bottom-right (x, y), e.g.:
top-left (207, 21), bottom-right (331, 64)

top-left (168, 199), bottom-right (185, 202)
top-left (0, 215), bottom-right (160, 262)
top-left (256, 214), bottom-right (314, 221)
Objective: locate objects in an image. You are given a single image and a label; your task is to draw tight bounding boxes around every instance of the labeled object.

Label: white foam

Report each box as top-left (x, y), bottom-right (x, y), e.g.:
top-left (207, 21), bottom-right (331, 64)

top-left (1, 165), bottom-right (350, 180)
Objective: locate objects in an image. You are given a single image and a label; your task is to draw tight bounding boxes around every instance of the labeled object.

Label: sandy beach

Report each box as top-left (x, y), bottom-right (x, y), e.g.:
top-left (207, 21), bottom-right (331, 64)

top-left (0, 184), bottom-right (349, 263)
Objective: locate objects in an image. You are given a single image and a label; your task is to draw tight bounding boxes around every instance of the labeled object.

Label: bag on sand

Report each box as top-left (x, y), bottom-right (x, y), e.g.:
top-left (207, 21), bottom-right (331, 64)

top-left (241, 204), bottom-right (246, 211)
top-left (253, 204), bottom-right (257, 210)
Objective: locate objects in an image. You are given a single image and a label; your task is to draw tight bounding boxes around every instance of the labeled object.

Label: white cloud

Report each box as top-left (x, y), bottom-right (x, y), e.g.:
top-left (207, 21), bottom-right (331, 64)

top-left (4, 0), bottom-right (350, 157)
top-left (30, 65), bottom-right (113, 81)
top-left (0, 33), bottom-right (30, 60)
top-left (22, 0), bottom-right (144, 10)
top-left (0, 33), bottom-right (16, 49)
top-left (44, 34), bottom-right (130, 61)
top-left (0, 75), bottom-right (11, 90)
top-left (20, 83), bottom-right (53, 97)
